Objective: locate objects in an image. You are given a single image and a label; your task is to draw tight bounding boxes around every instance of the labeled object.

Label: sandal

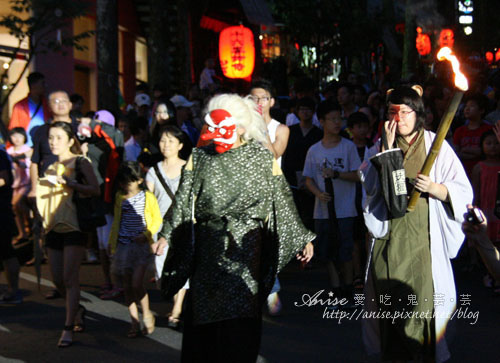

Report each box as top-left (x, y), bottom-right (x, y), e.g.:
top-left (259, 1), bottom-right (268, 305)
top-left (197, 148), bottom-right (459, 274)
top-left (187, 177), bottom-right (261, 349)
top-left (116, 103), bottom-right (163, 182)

top-left (58, 325), bottom-right (74, 348)
top-left (142, 314), bottom-right (155, 335)
top-left (73, 304), bottom-right (87, 333)
top-left (127, 325), bottom-right (142, 338)
top-left (167, 314), bottom-right (181, 330)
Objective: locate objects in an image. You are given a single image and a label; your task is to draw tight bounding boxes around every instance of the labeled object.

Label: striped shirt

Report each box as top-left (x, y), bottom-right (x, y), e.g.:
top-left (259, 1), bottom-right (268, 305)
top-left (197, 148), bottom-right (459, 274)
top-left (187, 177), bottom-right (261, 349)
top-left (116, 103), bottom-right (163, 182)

top-left (118, 190), bottom-right (146, 243)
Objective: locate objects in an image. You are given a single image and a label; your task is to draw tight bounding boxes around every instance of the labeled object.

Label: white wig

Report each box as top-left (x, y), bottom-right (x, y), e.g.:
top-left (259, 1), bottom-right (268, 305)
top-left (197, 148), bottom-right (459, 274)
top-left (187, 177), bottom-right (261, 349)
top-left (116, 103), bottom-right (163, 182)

top-left (205, 93), bottom-right (267, 145)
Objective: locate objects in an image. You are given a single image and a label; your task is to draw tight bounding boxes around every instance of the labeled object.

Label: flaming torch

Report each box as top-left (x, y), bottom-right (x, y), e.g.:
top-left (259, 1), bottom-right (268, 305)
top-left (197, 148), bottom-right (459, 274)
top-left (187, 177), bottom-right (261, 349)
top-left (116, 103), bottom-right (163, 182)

top-left (407, 47), bottom-right (468, 212)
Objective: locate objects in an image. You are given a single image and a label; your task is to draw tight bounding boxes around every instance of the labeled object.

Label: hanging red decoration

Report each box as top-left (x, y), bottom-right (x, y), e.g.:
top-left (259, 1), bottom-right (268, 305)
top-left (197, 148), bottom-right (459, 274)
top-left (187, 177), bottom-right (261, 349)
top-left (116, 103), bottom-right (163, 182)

top-left (485, 51), bottom-right (494, 64)
top-left (439, 29), bottom-right (455, 49)
top-left (219, 25), bottom-right (255, 79)
top-left (416, 27), bottom-right (431, 56)
top-left (496, 49), bottom-right (500, 62)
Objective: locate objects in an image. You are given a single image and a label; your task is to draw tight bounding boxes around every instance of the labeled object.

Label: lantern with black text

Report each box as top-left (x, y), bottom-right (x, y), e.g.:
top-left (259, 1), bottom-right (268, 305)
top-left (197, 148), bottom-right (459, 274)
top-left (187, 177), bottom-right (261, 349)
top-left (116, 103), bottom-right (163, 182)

top-left (219, 25), bottom-right (255, 79)
top-left (416, 27), bottom-right (431, 56)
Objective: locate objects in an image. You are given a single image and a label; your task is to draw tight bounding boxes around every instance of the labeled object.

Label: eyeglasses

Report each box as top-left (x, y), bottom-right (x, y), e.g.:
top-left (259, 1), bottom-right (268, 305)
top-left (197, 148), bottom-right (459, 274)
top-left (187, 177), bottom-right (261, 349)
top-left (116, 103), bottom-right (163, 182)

top-left (251, 96), bottom-right (270, 103)
top-left (388, 109), bottom-right (414, 119)
top-left (51, 98), bottom-right (69, 105)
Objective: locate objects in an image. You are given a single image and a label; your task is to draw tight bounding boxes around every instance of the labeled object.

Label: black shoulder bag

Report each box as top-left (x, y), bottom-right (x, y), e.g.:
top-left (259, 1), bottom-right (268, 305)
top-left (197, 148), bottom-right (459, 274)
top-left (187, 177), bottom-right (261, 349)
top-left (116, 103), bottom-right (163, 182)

top-left (72, 157), bottom-right (106, 232)
top-left (153, 164), bottom-right (176, 219)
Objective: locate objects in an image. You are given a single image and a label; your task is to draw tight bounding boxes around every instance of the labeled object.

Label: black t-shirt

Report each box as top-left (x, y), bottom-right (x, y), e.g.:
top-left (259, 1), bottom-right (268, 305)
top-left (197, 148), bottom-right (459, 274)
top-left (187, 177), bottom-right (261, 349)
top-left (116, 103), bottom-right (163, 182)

top-left (282, 124), bottom-right (323, 186)
top-left (31, 118), bottom-right (78, 177)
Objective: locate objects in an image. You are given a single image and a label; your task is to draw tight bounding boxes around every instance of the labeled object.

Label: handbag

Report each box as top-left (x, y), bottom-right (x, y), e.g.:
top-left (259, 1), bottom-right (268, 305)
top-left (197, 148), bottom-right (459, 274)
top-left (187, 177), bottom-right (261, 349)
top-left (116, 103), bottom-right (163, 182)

top-left (369, 127), bottom-right (408, 218)
top-left (72, 156), bottom-right (107, 233)
top-left (160, 192), bottom-right (195, 300)
top-left (160, 157), bottom-right (200, 300)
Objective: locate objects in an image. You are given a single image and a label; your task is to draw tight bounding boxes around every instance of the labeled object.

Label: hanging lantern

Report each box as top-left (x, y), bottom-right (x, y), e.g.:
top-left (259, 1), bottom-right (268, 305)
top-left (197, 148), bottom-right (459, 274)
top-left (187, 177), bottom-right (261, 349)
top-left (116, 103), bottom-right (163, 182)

top-left (496, 49), bottom-right (500, 63)
top-left (485, 51), bottom-right (494, 64)
top-left (219, 25), bottom-right (255, 79)
top-left (439, 29), bottom-right (455, 49)
top-left (416, 27), bottom-right (431, 56)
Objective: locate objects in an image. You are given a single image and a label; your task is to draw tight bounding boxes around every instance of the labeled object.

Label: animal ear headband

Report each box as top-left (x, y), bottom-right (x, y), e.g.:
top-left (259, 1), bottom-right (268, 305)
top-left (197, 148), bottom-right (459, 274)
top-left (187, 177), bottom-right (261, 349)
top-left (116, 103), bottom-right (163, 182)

top-left (386, 85), bottom-right (423, 98)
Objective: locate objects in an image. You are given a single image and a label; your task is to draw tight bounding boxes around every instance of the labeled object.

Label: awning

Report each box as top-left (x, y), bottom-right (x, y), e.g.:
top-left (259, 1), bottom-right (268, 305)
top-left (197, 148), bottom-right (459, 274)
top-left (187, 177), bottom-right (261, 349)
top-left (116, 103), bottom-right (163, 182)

top-left (239, 0), bottom-right (274, 26)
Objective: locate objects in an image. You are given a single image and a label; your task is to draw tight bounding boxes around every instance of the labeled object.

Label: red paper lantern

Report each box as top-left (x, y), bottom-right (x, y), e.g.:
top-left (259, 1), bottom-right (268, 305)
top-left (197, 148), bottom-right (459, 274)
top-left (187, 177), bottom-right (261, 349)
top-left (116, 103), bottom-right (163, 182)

top-left (496, 49), bottom-right (500, 62)
top-left (219, 25), bottom-right (255, 79)
top-left (416, 27), bottom-right (431, 56)
top-left (485, 51), bottom-right (494, 64)
top-left (439, 29), bottom-right (455, 49)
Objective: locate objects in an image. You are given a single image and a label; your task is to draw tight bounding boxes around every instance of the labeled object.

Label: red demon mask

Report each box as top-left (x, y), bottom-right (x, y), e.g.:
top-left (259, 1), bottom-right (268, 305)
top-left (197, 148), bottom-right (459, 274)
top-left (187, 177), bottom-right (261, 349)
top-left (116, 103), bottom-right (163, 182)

top-left (201, 109), bottom-right (238, 153)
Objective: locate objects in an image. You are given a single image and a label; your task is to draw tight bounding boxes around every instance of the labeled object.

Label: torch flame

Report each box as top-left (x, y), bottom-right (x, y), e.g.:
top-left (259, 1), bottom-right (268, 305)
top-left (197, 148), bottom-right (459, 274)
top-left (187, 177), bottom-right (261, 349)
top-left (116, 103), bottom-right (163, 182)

top-left (437, 47), bottom-right (468, 91)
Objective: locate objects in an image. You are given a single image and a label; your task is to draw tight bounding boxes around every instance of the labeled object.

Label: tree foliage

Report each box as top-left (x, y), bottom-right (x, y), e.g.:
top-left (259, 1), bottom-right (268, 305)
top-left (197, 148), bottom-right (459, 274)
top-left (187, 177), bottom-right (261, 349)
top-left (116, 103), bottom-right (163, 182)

top-left (0, 0), bottom-right (93, 139)
top-left (269, 0), bottom-right (380, 82)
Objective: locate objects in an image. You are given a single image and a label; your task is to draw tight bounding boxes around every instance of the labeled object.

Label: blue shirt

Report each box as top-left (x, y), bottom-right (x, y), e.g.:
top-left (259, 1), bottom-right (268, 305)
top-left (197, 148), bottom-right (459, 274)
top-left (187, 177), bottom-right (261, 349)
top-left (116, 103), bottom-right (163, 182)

top-left (26, 97), bottom-right (45, 147)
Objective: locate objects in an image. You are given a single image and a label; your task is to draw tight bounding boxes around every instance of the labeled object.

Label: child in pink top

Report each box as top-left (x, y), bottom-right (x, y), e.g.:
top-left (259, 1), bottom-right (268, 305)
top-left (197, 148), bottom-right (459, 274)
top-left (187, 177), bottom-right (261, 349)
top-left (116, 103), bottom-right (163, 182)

top-left (6, 127), bottom-right (32, 242)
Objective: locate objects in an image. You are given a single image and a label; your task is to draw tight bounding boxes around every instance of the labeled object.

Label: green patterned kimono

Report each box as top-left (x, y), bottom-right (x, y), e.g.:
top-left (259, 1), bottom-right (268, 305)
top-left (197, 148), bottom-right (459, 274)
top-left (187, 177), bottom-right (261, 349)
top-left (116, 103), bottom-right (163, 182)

top-left (159, 140), bottom-right (315, 325)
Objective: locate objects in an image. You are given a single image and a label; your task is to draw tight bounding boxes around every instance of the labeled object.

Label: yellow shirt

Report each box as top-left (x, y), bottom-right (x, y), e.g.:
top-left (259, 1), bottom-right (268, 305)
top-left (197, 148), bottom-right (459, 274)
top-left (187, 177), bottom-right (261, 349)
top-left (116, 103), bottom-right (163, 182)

top-left (36, 158), bottom-right (79, 233)
top-left (109, 190), bottom-right (162, 253)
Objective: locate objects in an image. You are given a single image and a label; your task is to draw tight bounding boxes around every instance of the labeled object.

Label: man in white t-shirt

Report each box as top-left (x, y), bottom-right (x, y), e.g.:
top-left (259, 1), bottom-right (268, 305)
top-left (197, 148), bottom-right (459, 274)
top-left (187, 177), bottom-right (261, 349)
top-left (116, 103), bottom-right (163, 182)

top-left (304, 100), bottom-right (361, 302)
top-left (250, 80), bottom-right (290, 167)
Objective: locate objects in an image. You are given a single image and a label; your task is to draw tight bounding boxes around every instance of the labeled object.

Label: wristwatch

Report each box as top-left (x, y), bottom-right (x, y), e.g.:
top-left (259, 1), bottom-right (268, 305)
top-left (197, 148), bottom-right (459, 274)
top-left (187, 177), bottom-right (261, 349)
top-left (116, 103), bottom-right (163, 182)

top-left (332, 170), bottom-right (340, 179)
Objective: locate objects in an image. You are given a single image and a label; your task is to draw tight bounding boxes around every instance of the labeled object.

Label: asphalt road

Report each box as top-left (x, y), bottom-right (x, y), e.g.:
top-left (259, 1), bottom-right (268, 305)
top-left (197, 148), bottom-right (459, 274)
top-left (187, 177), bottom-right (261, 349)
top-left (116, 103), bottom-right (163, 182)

top-left (0, 256), bottom-right (498, 362)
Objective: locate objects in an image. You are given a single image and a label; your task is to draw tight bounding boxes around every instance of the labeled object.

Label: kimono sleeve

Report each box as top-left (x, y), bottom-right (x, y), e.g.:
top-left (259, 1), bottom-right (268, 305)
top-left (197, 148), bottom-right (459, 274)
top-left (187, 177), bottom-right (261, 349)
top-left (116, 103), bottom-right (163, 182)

top-left (269, 158), bottom-right (316, 272)
top-left (359, 142), bottom-right (389, 238)
top-left (432, 140), bottom-right (473, 258)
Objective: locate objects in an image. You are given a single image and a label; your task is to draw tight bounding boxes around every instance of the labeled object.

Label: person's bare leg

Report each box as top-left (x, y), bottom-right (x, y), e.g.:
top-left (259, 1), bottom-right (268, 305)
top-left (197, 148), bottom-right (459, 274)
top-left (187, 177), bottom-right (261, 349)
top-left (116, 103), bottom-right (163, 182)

top-left (171, 289), bottom-right (187, 319)
top-left (123, 272), bottom-right (140, 334)
top-left (12, 193), bottom-right (27, 240)
top-left (47, 248), bottom-right (65, 295)
top-left (59, 245), bottom-right (85, 344)
top-left (132, 263), bottom-right (154, 334)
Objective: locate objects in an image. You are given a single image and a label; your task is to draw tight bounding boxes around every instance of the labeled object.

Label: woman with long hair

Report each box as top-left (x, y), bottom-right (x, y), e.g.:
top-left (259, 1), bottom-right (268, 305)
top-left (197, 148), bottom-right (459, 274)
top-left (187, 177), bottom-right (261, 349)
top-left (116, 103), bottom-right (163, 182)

top-left (36, 121), bottom-right (99, 347)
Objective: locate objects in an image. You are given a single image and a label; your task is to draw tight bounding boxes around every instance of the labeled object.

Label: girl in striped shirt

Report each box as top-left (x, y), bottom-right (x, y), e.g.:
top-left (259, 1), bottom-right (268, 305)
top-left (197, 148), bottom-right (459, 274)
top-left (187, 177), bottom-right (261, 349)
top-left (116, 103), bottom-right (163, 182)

top-left (108, 161), bottom-right (162, 338)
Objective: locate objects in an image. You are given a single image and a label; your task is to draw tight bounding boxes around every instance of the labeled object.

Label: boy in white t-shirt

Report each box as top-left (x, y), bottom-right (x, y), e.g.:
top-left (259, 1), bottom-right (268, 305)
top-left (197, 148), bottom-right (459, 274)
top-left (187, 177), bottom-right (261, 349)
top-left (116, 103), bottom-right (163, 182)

top-left (304, 101), bottom-right (361, 300)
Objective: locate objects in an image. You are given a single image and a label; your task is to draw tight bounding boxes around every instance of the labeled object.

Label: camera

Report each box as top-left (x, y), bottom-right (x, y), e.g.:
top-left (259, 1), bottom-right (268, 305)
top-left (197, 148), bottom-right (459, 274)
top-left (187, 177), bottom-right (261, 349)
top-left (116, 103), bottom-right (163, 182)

top-left (465, 207), bottom-right (484, 225)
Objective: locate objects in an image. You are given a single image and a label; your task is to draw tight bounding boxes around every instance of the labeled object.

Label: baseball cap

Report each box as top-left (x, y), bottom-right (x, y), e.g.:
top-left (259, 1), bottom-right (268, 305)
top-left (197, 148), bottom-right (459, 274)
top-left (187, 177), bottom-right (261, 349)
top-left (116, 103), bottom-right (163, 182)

top-left (170, 94), bottom-right (194, 108)
top-left (135, 93), bottom-right (151, 107)
top-left (94, 110), bottom-right (115, 126)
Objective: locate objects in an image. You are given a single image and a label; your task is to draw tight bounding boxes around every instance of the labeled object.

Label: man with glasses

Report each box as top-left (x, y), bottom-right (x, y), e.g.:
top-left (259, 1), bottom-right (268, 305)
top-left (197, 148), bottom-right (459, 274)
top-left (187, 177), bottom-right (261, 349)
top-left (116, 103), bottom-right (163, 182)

top-left (250, 80), bottom-right (290, 167)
